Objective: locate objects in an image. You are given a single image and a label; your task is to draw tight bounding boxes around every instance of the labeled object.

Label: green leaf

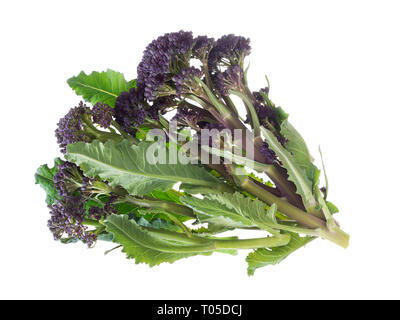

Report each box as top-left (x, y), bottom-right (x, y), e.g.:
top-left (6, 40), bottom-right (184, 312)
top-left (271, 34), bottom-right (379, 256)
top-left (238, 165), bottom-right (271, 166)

top-left (181, 192), bottom-right (279, 235)
top-left (246, 233), bottom-right (314, 276)
top-left (97, 233), bottom-right (114, 242)
top-left (181, 195), bottom-right (246, 230)
top-left (115, 202), bottom-right (137, 215)
top-left (149, 189), bottom-right (183, 204)
top-left (34, 158), bottom-right (63, 205)
top-left (248, 172), bottom-right (274, 187)
top-left (60, 238), bottom-right (79, 244)
top-left (136, 207), bottom-right (191, 225)
top-left (208, 192), bottom-right (278, 229)
top-left (66, 140), bottom-right (230, 197)
top-left (128, 79), bottom-right (137, 88)
top-left (326, 201), bottom-right (339, 214)
top-left (182, 192), bottom-right (318, 237)
top-left (261, 127), bottom-right (319, 213)
top-left (281, 120), bottom-right (314, 164)
top-left (280, 120), bottom-right (321, 189)
top-left (318, 146), bottom-right (329, 199)
top-left (136, 216), bottom-right (181, 232)
top-left (274, 106), bottom-right (289, 124)
top-left (259, 91), bottom-right (288, 125)
top-left (104, 214), bottom-right (212, 266)
top-left (67, 69), bottom-right (131, 107)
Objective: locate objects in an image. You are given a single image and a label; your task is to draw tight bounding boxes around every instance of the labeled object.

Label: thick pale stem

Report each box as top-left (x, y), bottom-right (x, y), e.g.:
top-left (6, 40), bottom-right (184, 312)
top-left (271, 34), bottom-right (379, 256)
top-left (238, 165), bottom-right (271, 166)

top-left (125, 196), bottom-right (196, 219)
top-left (234, 174), bottom-right (349, 248)
top-left (82, 117), bottom-right (122, 143)
top-left (214, 234), bottom-right (290, 250)
top-left (146, 226), bottom-right (291, 252)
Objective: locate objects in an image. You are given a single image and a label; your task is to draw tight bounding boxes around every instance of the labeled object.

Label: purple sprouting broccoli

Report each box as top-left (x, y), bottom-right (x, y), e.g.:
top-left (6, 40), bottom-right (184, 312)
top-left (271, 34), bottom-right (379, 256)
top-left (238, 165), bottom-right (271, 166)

top-left (53, 161), bottom-right (89, 198)
top-left (172, 67), bottom-right (204, 97)
top-left (137, 30), bottom-right (195, 100)
top-left (55, 102), bottom-right (92, 153)
top-left (55, 101), bottom-right (119, 154)
top-left (92, 102), bottom-right (114, 128)
top-left (213, 65), bottom-right (243, 96)
top-left (208, 34), bottom-right (251, 71)
top-left (192, 35), bottom-right (215, 61)
top-left (114, 86), bottom-right (146, 135)
top-left (48, 195), bottom-right (97, 247)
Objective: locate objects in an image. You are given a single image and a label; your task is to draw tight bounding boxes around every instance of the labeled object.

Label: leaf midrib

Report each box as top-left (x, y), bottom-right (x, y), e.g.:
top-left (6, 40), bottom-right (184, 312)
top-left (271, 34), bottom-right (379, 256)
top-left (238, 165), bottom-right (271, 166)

top-left (67, 152), bottom-right (216, 188)
top-left (72, 81), bottom-right (118, 97)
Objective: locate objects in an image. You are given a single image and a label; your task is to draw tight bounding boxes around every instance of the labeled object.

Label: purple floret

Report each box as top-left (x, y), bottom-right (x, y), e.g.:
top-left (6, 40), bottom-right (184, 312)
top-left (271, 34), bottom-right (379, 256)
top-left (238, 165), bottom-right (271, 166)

top-left (214, 65), bottom-right (243, 96)
top-left (55, 102), bottom-right (92, 153)
top-left (260, 141), bottom-right (277, 164)
top-left (137, 31), bottom-right (195, 100)
top-left (50, 160), bottom-right (119, 246)
top-left (53, 161), bottom-right (87, 198)
top-left (249, 88), bottom-right (274, 123)
top-left (193, 35), bottom-right (215, 60)
top-left (151, 96), bottom-right (175, 119)
top-left (88, 195), bottom-right (118, 220)
top-left (92, 102), bottom-right (114, 128)
top-left (114, 86), bottom-right (146, 135)
top-left (208, 34), bottom-right (251, 71)
top-left (48, 195), bottom-right (96, 247)
top-left (253, 88), bottom-right (269, 103)
top-left (173, 107), bottom-right (203, 127)
top-left (172, 67), bottom-right (203, 97)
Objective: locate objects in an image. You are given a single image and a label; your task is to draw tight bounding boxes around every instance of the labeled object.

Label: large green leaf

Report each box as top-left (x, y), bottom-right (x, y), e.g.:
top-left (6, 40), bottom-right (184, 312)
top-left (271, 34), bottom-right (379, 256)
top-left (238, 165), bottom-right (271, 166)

top-left (280, 120), bottom-right (320, 186)
top-left (261, 127), bottom-right (319, 213)
top-left (34, 158), bottom-right (63, 205)
top-left (182, 192), bottom-right (281, 235)
top-left (246, 233), bottom-right (314, 276)
top-left (104, 214), bottom-right (212, 266)
top-left (181, 194), bottom-right (248, 230)
top-left (182, 192), bottom-right (317, 237)
top-left (67, 69), bottom-right (131, 107)
top-left (279, 122), bottom-right (340, 222)
top-left (66, 140), bottom-right (230, 197)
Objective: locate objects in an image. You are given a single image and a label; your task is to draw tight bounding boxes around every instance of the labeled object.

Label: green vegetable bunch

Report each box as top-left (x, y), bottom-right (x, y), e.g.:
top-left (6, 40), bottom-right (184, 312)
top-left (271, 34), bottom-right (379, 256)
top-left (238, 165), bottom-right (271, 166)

top-left (35, 31), bottom-right (349, 275)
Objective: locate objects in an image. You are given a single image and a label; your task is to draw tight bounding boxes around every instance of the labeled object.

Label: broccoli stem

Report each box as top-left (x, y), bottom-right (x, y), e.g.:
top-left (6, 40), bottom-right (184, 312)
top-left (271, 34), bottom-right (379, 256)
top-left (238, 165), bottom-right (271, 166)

top-left (233, 173), bottom-right (349, 248)
top-left (124, 196), bottom-right (196, 219)
top-left (111, 120), bottom-right (139, 144)
top-left (82, 116), bottom-right (122, 143)
top-left (145, 226), bottom-right (291, 251)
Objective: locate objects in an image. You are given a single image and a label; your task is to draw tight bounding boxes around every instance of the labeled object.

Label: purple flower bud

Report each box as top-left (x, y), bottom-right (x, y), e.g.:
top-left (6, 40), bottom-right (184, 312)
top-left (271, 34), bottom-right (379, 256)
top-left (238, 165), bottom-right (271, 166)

top-left (213, 65), bottom-right (242, 96)
top-left (53, 161), bottom-right (86, 198)
top-left (115, 86), bottom-right (146, 135)
top-left (208, 34), bottom-right (251, 71)
top-left (260, 142), bottom-right (277, 164)
top-left (193, 35), bottom-right (215, 60)
top-left (48, 195), bottom-right (97, 247)
top-left (92, 102), bottom-right (114, 128)
top-left (55, 102), bottom-right (92, 153)
top-left (249, 89), bottom-right (274, 123)
top-left (137, 31), bottom-right (195, 100)
top-left (173, 107), bottom-right (203, 126)
top-left (172, 67), bottom-right (203, 97)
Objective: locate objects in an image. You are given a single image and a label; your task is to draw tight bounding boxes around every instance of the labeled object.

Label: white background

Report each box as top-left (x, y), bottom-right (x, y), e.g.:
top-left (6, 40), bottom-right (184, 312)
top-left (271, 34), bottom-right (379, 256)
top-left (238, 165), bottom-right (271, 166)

top-left (1, 0), bottom-right (399, 299)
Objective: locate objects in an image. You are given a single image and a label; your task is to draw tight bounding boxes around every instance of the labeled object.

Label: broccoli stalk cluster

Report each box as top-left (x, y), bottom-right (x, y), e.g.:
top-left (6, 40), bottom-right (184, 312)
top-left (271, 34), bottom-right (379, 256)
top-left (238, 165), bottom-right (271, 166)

top-left (36, 31), bottom-right (349, 271)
